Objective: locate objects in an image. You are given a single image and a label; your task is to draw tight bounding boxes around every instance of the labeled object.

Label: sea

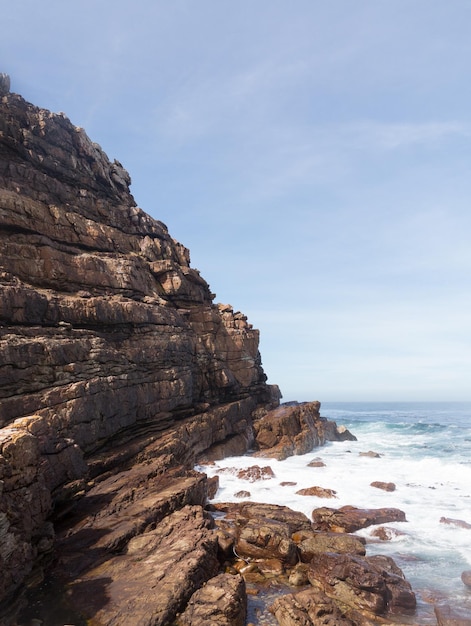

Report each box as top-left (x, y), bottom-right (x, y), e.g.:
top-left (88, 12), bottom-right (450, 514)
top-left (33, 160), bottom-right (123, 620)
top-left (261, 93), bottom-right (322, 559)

top-left (198, 401), bottom-right (471, 624)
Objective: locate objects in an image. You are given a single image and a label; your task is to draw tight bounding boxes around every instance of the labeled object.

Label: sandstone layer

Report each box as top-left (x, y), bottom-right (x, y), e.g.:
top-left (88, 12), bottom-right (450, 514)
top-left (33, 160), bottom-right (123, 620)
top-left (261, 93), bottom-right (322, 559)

top-left (0, 79), bottom-right (276, 618)
top-left (0, 79), bottom-right (421, 626)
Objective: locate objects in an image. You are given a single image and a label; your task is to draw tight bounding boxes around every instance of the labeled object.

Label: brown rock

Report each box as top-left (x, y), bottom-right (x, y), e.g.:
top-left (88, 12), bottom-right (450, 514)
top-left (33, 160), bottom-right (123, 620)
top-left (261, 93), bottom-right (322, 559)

top-left (461, 570), bottom-right (471, 587)
top-left (370, 526), bottom-right (406, 541)
top-left (234, 490), bottom-right (251, 498)
top-left (63, 505), bottom-right (220, 626)
top-left (296, 486), bottom-right (337, 498)
top-left (360, 450), bottom-right (382, 458)
top-left (288, 563), bottom-right (310, 586)
top-left (440, 517), bottom-right (471, 529)
top-left (270, 587), bottom-right (356, 625)
top-left (256, 558), bottom-right (285, 578)
top-left (253, 401), bottom-right (356, 460)
top-left (312, 505), bottom-right (406, 533)
top-left (434, 604), bottom-right (471, 625)
top-left (176, 573), bottom-right (246, 626)
top-left (280, 481), bottom-right (297, 486)
top-left (220, 502), bottom-right (313, 535)
top-left (236, 465), bottom-right (275, 482)
top-left (207, 475), bottom-right (220, 499)
top-left (0, 86), bottom-right (279, 608)
top-left (308, 552), bottom-right (416, 617)
top-left (371, 481), bottom-right (396, 492)
top-left (296, 531), bottom-right (366, 562)
top-left (307, 458), bottom-right (326, 467)
top-left (235, 516), bottom-right (298, 565)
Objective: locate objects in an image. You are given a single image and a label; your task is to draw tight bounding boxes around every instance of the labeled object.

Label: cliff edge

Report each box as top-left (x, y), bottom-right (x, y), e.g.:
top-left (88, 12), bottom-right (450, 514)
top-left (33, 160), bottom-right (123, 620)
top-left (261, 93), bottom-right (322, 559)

top-left (0, 77), bottom-right (280, 613)
top-left (0, 77), bottom-right (364, 626)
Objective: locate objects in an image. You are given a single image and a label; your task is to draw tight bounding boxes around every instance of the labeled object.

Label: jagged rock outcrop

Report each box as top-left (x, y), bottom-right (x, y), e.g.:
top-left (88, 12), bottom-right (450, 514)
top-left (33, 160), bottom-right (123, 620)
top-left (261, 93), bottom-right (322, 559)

top-left (0, 79), bottom-right (418, 626)
top-left (253, 400), bottom-right (356, 461)
top-left (0, 78), bottom-right (279, 617)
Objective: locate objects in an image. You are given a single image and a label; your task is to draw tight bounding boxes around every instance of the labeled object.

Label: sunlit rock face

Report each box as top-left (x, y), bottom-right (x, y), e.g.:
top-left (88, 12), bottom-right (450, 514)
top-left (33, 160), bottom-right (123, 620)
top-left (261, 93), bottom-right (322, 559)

top-left (0, 79), bottom-right (279, 606)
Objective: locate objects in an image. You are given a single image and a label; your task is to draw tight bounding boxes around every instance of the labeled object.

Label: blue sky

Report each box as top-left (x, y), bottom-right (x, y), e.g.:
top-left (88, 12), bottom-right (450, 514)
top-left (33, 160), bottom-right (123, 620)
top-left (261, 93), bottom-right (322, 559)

top-left (3, 1), bottom-right (471, 402)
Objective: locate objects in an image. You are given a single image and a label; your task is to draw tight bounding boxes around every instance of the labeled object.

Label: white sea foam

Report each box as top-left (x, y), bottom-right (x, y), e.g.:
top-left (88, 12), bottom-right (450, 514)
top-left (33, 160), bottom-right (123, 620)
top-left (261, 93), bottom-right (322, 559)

top-left (198, 402), bottom-right (471, 623)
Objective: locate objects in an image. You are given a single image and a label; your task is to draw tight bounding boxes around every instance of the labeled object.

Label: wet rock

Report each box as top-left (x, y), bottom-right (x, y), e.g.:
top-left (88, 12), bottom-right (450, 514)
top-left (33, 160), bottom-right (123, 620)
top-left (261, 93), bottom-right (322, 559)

top-left (253, 401), bottom-right (356, 461)
top-left (213, 502), bottom-right (313, 536)
top-left (256, 558), bottom-right (285, 578)
top-left (288, 563), bottom-right (310, 586)
top-left (371, 481), bottom-right (396, 491)
top-left (234, 490), bottom-right (251, 498)
top-left (280, 481), bottom-right (297, 486)
top-left (434, 603), bottom-right (471, 625)
top-left (370, 526), bottom-right (406, 542)
top-left (236, 465), bottom-right (275, 482)
top-left (308, 552), bottom-right (416, 618)
top-left (360, 450), bottom-right (382, 458)
top-left (295, 530), bottom-right (366, 561)
top-left (207, 475), bottom-right (219, 499)
top-left (296, 486), bottom-right (337, 498)
top-left (312, 505), bottom-right (406, 533)
top-left (440, 517), bottom-right (471, 529)
top-left (270, 587), bottom-right (356, 625)
top-left (461, 570), bottom-right (471, 587)
top-left (176, 572), bottom-right (246, 626)
top-left (307, 458), bottom-right (325, 468)
top-left (235, 516), bottom-right (298, 565)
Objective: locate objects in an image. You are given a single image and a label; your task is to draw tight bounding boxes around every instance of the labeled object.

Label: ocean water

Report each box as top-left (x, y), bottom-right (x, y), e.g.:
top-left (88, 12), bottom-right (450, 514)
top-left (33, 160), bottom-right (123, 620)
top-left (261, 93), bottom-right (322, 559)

top-left (199, 401), bottom-right (471, 623)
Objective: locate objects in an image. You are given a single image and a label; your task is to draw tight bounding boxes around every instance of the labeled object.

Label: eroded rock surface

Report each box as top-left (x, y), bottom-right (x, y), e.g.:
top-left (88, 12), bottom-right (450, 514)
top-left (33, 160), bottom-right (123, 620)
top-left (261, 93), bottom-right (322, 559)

top-left (253, 401), bottom-right (356, 460)
top-left (312, 505), bottom-right (407, 533)
top-left (0, 81), bottom-right (279, 619)
top-left (0, 80), bottom-right (420, 626)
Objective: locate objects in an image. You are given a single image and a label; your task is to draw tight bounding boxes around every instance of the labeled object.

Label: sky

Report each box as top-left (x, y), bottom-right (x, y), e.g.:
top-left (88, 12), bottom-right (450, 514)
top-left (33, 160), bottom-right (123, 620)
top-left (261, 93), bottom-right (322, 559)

top-left (2, 1), bottom-right (471, 402)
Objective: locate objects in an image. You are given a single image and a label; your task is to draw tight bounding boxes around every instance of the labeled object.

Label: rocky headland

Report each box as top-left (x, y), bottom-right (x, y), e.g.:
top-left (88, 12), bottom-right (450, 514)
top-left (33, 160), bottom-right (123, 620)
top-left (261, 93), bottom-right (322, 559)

top-left (0, 75), bottom-right (457, 625)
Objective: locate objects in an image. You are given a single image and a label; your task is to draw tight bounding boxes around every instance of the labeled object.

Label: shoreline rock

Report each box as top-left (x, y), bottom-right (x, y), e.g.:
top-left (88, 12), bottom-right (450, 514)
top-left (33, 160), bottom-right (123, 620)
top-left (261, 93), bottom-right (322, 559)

top-left (0, 79), bottom-right (433, 625)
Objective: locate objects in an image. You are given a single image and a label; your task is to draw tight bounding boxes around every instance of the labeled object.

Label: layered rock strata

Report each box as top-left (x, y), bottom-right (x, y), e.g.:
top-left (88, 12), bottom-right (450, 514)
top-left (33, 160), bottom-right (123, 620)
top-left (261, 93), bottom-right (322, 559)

top-left (0, 79), bottom-right (278, 618)
top-left (0, 79), bottom-right (418, 626)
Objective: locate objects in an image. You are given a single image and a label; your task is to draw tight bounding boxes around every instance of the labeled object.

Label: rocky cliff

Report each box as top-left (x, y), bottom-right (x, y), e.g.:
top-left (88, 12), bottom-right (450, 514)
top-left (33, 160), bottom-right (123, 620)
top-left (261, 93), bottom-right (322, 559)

top-left (1, 77), bottom-right (408, 626)
top-left (0, 75), bottom-right (281, 613)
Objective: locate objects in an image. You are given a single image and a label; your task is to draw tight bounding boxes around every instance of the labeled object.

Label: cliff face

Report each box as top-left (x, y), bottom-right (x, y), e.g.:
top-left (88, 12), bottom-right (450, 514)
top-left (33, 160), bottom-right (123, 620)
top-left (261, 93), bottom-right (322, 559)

top-left (0, 80), bottom-right (279, 607)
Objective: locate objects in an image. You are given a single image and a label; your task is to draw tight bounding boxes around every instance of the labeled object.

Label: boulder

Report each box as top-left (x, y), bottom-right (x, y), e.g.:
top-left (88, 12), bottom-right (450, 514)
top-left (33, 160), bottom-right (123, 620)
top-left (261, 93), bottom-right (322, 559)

top-left (270, 587), bottom-right (356, 625)
top-left (219, 501), bottom-right (313, 535)
top-left (296, 486), bottom-right (337, 498)
top-left (236, 465), bottom-right (275, 482)
top-left (176, 572), bottom-right (246, 626)
top-left (307, 458), bottom-right (326, 467)
top-left (370, 481), bottom-right (396, 492)
top-left (235, 516), bottom-right (298, 565)
top-left (440, 517), bottom-right (471, 529)
top-left (370, 526), bottom-right (406, 541)
top-left (308, 552), bottom-right (416, 617)
top-left (234, 490), bottom-right (251, 498)
top-left (294, 531), bottom-right (366, 561)
top-left (461, 570), bottom-right (471, 588)
top-left (434, 604), bottom-right (471, 626)
top-left (253, 401), bottom-right (356, 460)
top-left (312, 505), bottom-right (406, 533)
